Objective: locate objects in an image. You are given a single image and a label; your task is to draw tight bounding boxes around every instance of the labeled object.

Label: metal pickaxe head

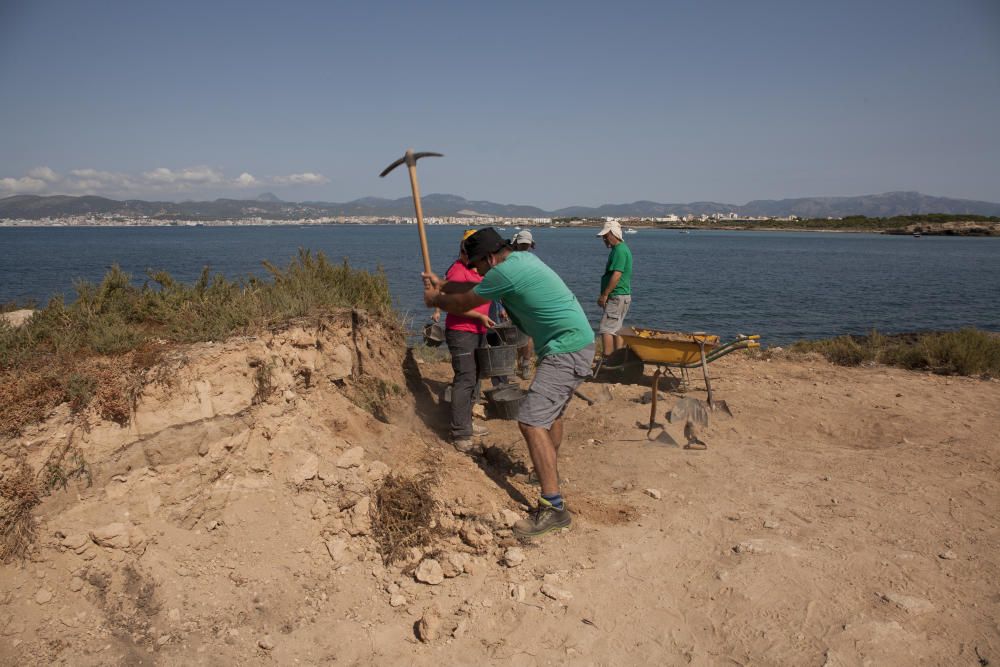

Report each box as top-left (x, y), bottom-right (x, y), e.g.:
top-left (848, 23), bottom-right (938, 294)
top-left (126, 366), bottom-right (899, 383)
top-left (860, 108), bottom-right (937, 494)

top-left (379, 149), bottom-right (444, 177)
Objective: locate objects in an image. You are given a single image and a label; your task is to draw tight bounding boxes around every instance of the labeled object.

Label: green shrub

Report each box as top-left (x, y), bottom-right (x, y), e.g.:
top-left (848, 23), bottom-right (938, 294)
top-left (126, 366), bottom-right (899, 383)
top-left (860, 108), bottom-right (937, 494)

top-left (0, 249), bottom-right (395, 435)
top-left (792, 328), bottom-right (1000, 377)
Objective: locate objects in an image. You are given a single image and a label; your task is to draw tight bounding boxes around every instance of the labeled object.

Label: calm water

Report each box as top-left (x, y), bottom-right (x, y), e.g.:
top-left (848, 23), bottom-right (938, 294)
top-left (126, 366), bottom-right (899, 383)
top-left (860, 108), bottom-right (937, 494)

top-left (2, 225), bottom-right (998, 345)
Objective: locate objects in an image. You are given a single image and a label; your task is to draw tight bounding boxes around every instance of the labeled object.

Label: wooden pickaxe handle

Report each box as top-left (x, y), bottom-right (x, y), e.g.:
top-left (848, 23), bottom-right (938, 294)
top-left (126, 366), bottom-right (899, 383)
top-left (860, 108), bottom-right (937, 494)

top-left (406, 161), bottom-right (432, 275)
top-left (379, 149), bottom-right (443, 276)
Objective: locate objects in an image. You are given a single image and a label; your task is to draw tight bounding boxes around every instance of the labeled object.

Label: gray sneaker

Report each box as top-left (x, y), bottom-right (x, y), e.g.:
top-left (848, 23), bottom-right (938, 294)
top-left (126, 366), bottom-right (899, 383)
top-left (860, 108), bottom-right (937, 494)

top-left (513, 500), bottom-right (572, 539)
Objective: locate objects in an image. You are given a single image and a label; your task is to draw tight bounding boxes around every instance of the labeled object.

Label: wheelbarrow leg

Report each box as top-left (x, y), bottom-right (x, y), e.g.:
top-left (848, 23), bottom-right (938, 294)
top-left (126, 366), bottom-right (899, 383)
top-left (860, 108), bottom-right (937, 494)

top-left (648, 368), bottom-right (662, 433)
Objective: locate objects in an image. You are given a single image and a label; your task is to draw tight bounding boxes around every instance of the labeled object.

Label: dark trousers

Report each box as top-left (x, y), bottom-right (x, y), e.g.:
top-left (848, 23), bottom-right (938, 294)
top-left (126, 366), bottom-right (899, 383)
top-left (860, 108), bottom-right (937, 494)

top-left (446, 329), bottom-right (483, 439)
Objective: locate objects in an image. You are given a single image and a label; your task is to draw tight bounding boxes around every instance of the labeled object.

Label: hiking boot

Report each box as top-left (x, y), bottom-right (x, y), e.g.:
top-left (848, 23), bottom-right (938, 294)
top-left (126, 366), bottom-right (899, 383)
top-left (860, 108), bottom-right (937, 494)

top-left (513, 499), bottom-right (572, 539)
top-left (452, 437), bottom-right (481, 455)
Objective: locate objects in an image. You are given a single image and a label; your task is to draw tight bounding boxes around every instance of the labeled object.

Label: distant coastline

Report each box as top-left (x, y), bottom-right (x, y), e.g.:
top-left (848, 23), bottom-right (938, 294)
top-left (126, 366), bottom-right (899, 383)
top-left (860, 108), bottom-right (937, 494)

top-left (2, 218), bottom-right (998, 237)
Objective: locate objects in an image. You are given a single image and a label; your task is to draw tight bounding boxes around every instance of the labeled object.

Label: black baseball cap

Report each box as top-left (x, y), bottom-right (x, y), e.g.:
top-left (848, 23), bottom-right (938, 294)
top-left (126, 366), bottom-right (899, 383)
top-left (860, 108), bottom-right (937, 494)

top-left (463, 227), bottom-right (509, 263)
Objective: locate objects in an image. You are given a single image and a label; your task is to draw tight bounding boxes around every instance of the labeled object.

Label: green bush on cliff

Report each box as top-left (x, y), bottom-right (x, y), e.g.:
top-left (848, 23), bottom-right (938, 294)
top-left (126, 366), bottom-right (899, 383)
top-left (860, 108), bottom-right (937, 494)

top-left (792, 328), bottom-right (1000, 377)
top-left (0, 249), bottom-right (393, 435)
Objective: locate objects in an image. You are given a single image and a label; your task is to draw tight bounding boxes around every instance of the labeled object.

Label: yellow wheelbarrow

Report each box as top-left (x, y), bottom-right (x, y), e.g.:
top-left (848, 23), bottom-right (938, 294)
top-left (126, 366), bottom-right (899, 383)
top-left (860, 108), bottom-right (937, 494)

top-left (596, 328), bottom-right (761, 445)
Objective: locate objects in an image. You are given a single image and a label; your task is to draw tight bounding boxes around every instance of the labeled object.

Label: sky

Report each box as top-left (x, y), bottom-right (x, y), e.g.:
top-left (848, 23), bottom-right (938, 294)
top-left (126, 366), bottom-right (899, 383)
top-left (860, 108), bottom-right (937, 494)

top-left (1, 0), bottom-right (999, 209)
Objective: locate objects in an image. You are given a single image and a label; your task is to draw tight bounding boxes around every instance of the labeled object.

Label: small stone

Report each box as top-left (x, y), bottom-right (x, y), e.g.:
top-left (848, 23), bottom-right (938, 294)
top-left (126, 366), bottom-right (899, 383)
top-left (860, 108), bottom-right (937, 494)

top-left (198, 441), bottom-right (210, 457)
top-left (879, 592), bottom-right (935, 614)
top-left (503, 547), bottom-right (526, 568)
top-left (939, 550), bottom-right (957, 560)
top-left (611, 479), bottom-right (628, 493)
top-left (325, 539), bottom-right (350, 566)
top-left (366, 461), bottom-right (390, 481)
top-left (283, 389), bottom-right (296, 402)
top-left (258, 635), bottom-right (275, 650)
top-left (90, 522), bottom-right (131, 550)
top-left (417, 609), bottom-right (441, 642)
top-left (452, 619), bottom-right (468, 638)
top-left (389, 594), bottom-right (406, 608)
top-left (508, 583), bottom-right (526, 602)
top-left (540, 583), bottom-right (572, 601)
top-left (414, 558), bottom-right (444, 585)
top-left (499, 509), bottom-right (521, 528)
top-left (763, 520), bottom-right (779, 529)
top-left (336, 447), bottom-right (365, 469)
top-left (157, 635), bottom-right (170, 646)
top-left (288, 452), bottom-right (319, 484)
top-left (644, 488), bottom-right (662, 500)
top-left (311, 498), bottom-right (329, 520)
top-left (734, 542), bottom-right (762, 554)
top-left (61, 534), bottom-right (89, 551)
top-left (69, 577), bottom-right (84, 592)
top-left (441, 552), bottom-right (468, 578)
top-left (35, 589), bottom-right (53, 605)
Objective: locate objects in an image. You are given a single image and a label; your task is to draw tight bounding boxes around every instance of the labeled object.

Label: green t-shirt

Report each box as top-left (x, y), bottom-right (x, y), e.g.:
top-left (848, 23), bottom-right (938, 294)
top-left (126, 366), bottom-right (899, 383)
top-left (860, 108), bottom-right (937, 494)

top-left (473, 252), bottom-right (594, 358)
top-left (601, 241), bottom-right (632, 296)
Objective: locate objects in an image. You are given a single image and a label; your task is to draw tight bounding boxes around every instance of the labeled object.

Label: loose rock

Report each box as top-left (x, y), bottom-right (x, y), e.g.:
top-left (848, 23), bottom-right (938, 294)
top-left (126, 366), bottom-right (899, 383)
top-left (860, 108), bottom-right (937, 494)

top-left (540, 583), bottom-right (572, 601)
top-left (417, 609), bottom-right (441, 642)
top-left (504, 547), bottom-right (526, 568)
top-left (336, 447), bottom-right (365, 469)
top-left (34, 589), bottom-right (53, 605)
top-left (763, 520), bottom-right (779, 529)
top-left (415, 558), bottom-right (444, 585)
top-left (879, 592), bottom-right (935, 615)
top-left (258, 635), bottom-right (275, 650)
top-left (389, 594), bottom-right (406, 608)
top-left (938, 550), bottom-right (957, 560)
top-left (69, 577), bottom-right (84, 592)
top-left (644, 488), bottom-right (662, 500)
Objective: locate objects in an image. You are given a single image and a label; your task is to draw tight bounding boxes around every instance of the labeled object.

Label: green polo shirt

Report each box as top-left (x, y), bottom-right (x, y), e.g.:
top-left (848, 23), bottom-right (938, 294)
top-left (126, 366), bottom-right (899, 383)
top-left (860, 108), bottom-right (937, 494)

top-left (473, 252), bottom-right (594, 358)
top-left (602, 241), bottom-right (632, 296)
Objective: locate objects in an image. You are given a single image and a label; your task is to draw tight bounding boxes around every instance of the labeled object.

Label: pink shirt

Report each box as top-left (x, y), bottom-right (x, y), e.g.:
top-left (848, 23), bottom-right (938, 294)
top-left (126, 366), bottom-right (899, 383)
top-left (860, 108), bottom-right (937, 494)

top-left (445, 260), bottom-right (490, 334)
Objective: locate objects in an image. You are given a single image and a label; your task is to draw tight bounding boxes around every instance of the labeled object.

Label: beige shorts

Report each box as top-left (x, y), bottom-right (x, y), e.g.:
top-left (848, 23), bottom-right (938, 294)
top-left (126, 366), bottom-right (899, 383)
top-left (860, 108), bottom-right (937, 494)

top-left (599, 295), bottom-right (631, 335)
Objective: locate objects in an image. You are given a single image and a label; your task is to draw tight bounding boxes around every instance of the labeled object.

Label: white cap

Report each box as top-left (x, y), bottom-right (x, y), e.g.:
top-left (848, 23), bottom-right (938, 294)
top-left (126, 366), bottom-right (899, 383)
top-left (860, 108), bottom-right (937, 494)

top-left (597, 220), bottom-right (622, 239)
top-left (513, 230), bottom-right (534, 245)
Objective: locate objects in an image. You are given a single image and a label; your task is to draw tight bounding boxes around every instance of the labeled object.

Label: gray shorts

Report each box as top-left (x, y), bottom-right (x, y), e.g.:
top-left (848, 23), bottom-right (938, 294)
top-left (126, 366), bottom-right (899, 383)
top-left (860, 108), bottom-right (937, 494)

top-left (599, 295), bottom-right (631, 335)
top-left (518, 344), bottom-right (596, 428)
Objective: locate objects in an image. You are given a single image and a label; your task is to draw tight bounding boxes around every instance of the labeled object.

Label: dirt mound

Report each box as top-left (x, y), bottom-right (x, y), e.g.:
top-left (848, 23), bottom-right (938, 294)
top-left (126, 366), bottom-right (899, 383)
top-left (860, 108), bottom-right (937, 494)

top-left (1, 318), bottom-right (998, 665)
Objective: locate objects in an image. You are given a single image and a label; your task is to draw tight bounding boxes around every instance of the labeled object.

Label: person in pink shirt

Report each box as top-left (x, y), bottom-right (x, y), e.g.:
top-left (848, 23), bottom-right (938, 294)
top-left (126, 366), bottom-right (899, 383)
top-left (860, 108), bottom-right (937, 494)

top-left (433, 231), bottom-right (495, 452)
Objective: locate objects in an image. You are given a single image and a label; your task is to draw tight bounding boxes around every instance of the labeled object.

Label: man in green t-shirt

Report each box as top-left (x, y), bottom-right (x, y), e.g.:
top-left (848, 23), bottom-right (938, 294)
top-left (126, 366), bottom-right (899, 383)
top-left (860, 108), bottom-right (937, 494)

top-left (596, 219), bottom-right (633, 356)
top-left (422, 227), bottom-right (594, 540)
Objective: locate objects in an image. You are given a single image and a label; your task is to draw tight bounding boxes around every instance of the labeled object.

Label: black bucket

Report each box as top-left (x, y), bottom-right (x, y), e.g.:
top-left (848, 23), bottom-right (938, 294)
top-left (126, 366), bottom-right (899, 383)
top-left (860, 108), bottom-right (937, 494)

top-left (485, 384), bottom-right (526, 420)
top-left (488, 324), bottom-right (529, 347)
top-left (476, 344), bottom-right (518, 378)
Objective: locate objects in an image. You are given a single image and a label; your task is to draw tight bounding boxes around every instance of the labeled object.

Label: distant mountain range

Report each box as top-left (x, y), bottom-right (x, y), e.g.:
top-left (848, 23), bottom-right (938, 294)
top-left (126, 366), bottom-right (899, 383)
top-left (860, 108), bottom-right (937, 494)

top-left (2, 191), bottom-right (999, 220)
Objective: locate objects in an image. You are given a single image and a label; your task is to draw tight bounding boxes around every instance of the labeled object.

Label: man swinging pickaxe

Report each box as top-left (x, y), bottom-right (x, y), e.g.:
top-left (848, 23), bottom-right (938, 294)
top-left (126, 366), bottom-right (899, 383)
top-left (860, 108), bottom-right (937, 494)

top-left (379, 149), bottom-right (443, 273)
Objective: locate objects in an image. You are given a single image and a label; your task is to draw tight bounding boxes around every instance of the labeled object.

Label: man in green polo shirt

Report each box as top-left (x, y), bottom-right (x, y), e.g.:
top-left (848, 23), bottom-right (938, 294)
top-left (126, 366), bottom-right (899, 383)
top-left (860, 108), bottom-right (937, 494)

top-left (422, 227), bottom-right (594, 540)
top-left (596, 219), bottom-right (633, 356)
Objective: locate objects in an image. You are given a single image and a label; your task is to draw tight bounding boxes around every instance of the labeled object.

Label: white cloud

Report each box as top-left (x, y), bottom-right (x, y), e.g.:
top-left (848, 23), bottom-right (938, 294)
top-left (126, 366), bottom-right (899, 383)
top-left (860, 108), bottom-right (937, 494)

top-left (27, 166), bottom-right (59, 182)
top-left (234, 172), bottom-right (259, 188)
top-left (0, 166), bottom-right (329, 197)
top-left (0, 176), bottom-right (48, 194)
top-left (275, 172), bottom-right (329, 185)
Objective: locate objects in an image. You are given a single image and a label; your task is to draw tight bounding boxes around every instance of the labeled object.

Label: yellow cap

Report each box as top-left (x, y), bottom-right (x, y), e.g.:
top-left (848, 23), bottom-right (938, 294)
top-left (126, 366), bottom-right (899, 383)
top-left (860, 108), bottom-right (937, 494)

top-left (462, 228), bottom-right (477, 241)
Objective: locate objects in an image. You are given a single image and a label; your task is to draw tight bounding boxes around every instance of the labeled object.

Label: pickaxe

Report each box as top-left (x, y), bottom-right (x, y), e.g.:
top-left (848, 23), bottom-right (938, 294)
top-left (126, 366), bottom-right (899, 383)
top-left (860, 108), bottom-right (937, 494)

top-left (379, 149), bottom-right (443, 274)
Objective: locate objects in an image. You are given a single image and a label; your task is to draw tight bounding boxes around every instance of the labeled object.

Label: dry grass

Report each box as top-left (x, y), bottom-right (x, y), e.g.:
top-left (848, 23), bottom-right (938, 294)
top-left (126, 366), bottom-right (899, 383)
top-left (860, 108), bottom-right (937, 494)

top-left (370, 473), bottom-right (437, 565)
top-left (0, 250), bottom-right (393, 435)
top-left (791, 328), bottom-right (1000, 377)
top-left (0, 461), bottom-right (42, 563)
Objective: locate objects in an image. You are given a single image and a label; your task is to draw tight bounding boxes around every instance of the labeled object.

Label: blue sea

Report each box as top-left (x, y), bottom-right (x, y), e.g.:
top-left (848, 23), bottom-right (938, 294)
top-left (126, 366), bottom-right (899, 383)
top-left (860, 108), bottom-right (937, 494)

top-left (2, 225), bottom-right (998, 346)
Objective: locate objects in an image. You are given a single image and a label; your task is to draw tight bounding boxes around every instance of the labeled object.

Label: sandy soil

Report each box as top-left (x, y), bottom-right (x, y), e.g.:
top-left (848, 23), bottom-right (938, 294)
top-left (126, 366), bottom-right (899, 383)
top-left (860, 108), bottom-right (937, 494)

top-left (1, 319), bottom-right (997, 666)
